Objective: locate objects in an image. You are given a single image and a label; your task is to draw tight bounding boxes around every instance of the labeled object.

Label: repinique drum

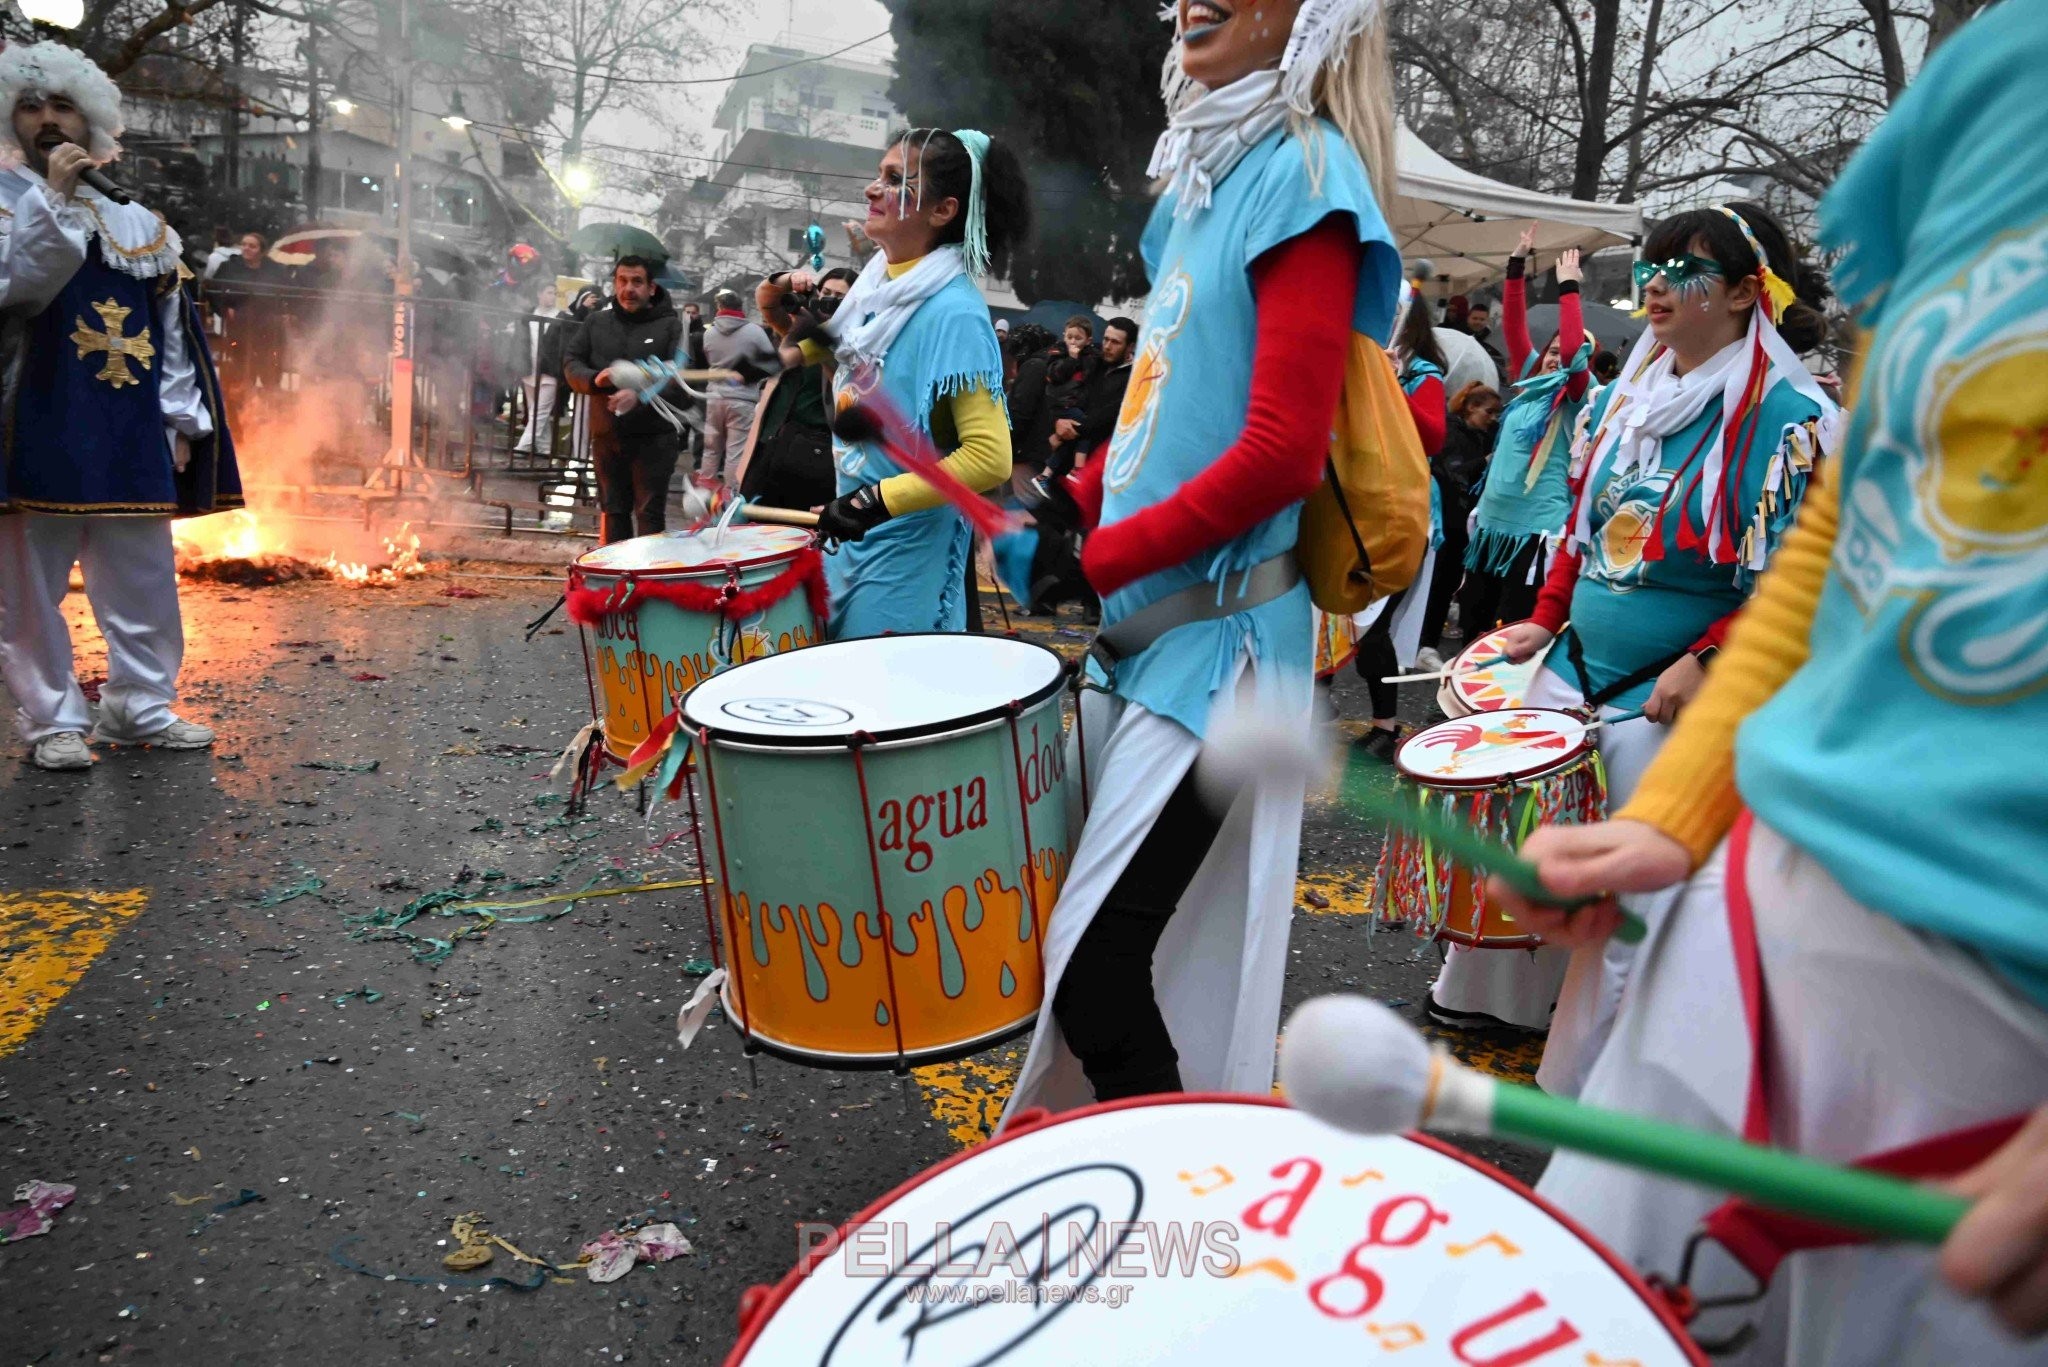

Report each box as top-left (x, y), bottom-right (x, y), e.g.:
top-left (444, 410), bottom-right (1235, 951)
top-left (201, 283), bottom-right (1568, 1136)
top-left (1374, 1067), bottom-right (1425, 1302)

top-left (569, 526), bottom-right (824, 763)
top-left (726, 1096), bottom-right (1703, 1365)
top-left (1374, 708), bottom-right (1605, 948)
top-left (1437, 625), bottom-right (1547, 718)
top-left (682, 634), bottom-right (1069, 1066)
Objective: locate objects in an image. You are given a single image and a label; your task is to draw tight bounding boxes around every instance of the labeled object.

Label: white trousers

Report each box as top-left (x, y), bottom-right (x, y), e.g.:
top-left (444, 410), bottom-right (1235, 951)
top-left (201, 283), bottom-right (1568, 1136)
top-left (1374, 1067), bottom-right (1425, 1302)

top-left (0, 514), bottom-right (183, 742)
top-left (515, 374), bottom-right (559, 455)
top-left (1541, 819), bottom-right (2048, 1365)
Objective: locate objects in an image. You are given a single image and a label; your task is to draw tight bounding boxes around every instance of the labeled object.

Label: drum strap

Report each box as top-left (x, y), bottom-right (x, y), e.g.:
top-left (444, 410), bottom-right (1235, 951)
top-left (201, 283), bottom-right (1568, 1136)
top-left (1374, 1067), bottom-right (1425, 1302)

top-left (1562, 626), bottom-right (1690, 709)
top-left (1088, 552), bottom-right (1302, 674)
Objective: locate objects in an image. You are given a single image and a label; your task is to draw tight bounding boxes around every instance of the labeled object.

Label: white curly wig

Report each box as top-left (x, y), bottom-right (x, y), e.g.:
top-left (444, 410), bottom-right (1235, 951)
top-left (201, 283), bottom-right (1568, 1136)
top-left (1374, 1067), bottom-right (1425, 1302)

top-left (0, 41), bottom-right (124, 170)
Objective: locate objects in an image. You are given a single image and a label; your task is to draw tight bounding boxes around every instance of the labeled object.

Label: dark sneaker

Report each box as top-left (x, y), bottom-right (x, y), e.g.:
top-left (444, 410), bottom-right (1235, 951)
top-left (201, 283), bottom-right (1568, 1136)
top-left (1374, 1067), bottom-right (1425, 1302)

top-left (1353, 725), bottom-right (1402, 763)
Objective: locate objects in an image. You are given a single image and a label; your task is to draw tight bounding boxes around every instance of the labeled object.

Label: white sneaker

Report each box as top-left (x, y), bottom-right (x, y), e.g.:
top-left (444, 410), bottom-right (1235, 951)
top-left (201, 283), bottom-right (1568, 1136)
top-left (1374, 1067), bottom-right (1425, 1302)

top-left (30, 732), bottom-right (92, 770)
top-left (1415, 647), bottom-right (1446, 672)
top-left (91, 717), bottom-right (216, 750)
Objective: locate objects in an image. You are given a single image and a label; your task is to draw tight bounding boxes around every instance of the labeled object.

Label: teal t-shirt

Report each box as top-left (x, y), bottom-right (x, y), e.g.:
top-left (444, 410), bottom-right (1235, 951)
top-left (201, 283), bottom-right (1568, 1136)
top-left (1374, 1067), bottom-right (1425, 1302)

top-left (1737, 0), bottom-right (2048, 1007)
top-left (1544, 376), bottom-right (1824, 710)
top-left (1096, 120), bottom-right (1399, 736)
top-left (825, 272), bottom-right (1004, 641)
top-left (1466, 349), bottom-right (1590, 572)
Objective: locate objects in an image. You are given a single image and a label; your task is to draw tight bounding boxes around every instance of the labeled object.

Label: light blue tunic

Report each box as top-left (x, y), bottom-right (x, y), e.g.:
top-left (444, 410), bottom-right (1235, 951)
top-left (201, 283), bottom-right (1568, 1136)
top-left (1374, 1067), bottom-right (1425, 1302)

top-left (1097, 120), bottom-right (1399, 737)
top-left (824, 273), bottom-right (1004, 640)
top-left (1739, 0), bottom-right (2048, 1007)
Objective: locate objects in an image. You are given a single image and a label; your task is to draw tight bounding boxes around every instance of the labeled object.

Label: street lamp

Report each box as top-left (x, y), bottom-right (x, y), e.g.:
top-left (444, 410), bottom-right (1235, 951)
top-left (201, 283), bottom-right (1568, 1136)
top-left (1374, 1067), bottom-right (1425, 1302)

top-left (331, 97), bottom-right (356, 116)
top-left (441, 90), bottom-right (471, 131)
top-left (18, 0), bottom-right (85, 27)
top-left (563, 164), bottom-right (594, 198)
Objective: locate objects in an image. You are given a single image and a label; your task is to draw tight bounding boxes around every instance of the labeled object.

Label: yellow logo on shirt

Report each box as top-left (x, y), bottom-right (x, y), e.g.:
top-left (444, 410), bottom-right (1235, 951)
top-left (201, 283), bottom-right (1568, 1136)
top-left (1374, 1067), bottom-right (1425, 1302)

top-left (1105, 269), bottom-right (1192, 494)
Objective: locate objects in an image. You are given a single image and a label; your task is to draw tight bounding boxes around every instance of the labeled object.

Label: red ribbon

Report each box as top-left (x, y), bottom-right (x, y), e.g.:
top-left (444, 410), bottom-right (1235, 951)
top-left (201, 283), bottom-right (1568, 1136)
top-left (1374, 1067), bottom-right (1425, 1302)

top-left (566, 547), bottom-right (829, 630)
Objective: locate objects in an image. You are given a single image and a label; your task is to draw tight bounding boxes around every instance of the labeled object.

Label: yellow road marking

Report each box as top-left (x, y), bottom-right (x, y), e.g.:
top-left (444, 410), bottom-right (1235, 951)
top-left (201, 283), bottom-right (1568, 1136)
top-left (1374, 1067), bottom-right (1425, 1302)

top-left (1296, 872), bottom-right (1375, 916)
top-left (913, 1050), bottom-right (1022, 1148)
top-left (0, 889), bottom-right (148, 1058)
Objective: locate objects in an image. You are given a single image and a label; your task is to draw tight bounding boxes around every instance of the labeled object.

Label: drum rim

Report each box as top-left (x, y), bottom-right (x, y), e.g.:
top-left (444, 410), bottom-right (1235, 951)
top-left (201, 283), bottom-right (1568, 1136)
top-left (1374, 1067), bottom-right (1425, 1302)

top-left (1394, 707), bottom-right (1595, 789)
top-left (682, 633), bottom-right (1070, 750)
top-left (721, 1093), bottom-right (1707, 1366)
top-left (572, 529), bottom-right (814, 581)
top-left (716, 977), bottom-right (1038, 1069)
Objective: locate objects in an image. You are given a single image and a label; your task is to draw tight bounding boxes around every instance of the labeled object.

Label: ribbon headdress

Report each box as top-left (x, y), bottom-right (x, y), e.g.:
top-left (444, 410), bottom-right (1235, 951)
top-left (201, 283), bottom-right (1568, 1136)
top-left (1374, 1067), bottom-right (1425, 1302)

top-left (1149, 0), bottom-right (1386, 217)
top-left (891, 127), bottom-right (994, 278)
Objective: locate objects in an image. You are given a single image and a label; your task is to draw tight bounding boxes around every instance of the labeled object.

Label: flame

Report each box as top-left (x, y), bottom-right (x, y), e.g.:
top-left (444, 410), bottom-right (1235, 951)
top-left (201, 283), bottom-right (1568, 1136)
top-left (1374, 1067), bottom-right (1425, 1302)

top-left (173, 509), bottom-right (287, 566)
top-left (324, 524), bottom-right (427, 587)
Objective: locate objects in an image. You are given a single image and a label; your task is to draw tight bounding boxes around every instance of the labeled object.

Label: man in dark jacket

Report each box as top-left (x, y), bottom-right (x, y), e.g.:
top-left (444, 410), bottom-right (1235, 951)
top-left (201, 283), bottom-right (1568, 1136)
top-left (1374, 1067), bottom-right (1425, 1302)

top-left (563, 257), bottom-right (686, 544)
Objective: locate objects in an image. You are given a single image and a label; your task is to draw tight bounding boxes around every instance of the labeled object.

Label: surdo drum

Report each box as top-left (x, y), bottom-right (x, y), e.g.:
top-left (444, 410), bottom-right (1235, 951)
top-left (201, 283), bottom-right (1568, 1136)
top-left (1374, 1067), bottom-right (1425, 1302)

top-left (682, 634), bottom-right (1071, 1067)
top-left (726, 1096), bottom-right (1703, 1365)
top-left (1373, 708), bottom-right (1606, 948)
top-left (568, 526), bottom-right (825, 764)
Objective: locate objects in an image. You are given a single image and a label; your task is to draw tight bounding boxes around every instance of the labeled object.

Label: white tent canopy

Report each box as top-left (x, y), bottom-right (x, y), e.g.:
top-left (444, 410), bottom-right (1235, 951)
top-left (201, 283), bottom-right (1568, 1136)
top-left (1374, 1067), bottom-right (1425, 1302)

top-left (1394, 126), bottom-right (1644, 291)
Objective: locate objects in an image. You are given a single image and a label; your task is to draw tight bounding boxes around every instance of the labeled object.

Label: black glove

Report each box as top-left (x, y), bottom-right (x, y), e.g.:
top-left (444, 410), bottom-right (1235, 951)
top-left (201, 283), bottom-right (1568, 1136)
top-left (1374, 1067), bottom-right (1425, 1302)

top-left (728, 355), bottom-right (780, 387)
top-left (816, 483), bottom-right (891, 544)
top-left (784, 310), bottom-right (837, 353)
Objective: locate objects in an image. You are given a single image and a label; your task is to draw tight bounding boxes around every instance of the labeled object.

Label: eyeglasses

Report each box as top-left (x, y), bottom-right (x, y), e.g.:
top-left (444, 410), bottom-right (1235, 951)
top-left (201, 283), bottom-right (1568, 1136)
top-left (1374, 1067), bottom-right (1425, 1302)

top-left (1632, 255), bottom-right (1725, 295)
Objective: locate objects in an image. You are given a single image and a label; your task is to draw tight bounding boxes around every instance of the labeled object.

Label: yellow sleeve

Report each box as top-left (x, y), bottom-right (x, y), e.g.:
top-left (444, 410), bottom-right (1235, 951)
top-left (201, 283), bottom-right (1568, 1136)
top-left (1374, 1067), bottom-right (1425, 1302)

top-left (797, 338), bottom-right (829, 366)
top-left (876, 383), bottom-right (1014, 516)
top-left (1616, 467), bottom-right (1840, 864)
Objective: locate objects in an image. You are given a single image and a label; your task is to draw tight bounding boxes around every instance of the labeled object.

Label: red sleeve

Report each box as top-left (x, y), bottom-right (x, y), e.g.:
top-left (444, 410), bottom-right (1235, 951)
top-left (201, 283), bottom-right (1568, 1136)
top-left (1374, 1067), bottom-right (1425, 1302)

top-left (1405, 374), bottom-right (1446, 458)
top-left (1502, 271), bottom-right (1534, 378)
top-left (1691, 609), bottom-right (1738, 654)
top-left (1065, 446), bottom-right (1106, 531)
top-left (1530, 544), bottom-right (1578, 634)
top-left (1558, 283), bottom-right (1588, 401)
top-left (1080, 216), bottom-right (1362, 597)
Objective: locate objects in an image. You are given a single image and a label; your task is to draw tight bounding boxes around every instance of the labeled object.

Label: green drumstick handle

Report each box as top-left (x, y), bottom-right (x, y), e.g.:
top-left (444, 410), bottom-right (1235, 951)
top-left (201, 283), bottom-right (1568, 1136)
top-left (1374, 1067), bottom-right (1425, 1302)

top-left (1482, 1078), bottom-right (1968, 1244)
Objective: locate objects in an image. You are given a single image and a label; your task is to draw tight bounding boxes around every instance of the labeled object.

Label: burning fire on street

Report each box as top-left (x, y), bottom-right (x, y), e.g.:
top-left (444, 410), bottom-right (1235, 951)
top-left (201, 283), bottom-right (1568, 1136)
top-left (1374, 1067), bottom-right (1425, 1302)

top-left (174, 510), bottom-right (430, 588)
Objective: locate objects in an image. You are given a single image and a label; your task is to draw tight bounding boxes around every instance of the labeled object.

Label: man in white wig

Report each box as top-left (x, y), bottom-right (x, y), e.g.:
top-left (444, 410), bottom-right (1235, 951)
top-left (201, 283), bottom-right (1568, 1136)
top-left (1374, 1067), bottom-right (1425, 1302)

top-left (0, 42), bottom-right (239, 771)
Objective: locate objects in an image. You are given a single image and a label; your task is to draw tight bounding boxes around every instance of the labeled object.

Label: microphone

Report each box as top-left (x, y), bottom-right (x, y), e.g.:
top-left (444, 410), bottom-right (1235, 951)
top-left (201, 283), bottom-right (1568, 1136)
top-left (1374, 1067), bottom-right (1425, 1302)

top-left (81, 166), bottom-right (132, 205)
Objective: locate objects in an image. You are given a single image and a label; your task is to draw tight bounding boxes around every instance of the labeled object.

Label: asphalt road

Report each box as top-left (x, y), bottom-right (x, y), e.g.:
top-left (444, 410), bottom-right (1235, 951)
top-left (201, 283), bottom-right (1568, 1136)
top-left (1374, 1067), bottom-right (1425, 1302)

top-left (0, 566), bottom-right (1546, 1365)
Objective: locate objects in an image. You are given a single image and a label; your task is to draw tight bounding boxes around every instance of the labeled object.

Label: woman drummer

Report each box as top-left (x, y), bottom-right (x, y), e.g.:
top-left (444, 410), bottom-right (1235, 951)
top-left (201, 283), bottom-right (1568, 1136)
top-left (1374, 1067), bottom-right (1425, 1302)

top-left (1428, 203), bottom-right (1834, 1040)
top-left (1001, 0), bottom-right (1402, 1115)
top-left (1457, 230), bottom-right (1593, 634)
top-left (793, 129), bottom-right (1031, 639)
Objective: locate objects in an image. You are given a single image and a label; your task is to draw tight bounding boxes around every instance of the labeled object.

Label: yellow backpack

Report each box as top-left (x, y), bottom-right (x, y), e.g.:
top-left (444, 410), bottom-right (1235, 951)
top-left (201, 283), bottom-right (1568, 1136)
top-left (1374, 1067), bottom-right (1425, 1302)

top-left (1296, 336), bottom-right (1433, 612)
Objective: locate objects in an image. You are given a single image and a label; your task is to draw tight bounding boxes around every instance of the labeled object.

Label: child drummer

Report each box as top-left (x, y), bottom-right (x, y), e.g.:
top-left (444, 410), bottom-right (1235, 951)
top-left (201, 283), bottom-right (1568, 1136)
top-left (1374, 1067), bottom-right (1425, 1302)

top-left (1002, 0), bottom-right (1402, 1116)
top-left (1495, 5), bottom-right (2048, 1358)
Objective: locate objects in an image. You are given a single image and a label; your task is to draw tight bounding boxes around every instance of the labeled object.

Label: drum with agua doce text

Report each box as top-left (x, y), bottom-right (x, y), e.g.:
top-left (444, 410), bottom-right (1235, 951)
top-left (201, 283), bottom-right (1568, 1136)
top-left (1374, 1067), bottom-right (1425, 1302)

top-left (727, 1096), bottom-right (1703, 1365)
top-left (571, 526), bottom-right (823, 764)
top-left (682, 634), bottom-right (1070, 1066)
top-left (1373, 708), bottom-right (1606, 948)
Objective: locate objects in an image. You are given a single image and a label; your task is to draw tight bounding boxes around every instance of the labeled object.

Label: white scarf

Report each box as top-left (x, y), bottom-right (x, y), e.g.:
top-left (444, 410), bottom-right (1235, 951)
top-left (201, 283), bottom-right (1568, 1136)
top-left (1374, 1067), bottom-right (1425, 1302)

top-left (1147, 69), bottom-right (1288, 218)
top-left (830, 244), bottom-right (968, 370)
top-left (1571, 308), bottom-right (1830, 566)
top-left (1149, 0), bottom-right (1386, 217)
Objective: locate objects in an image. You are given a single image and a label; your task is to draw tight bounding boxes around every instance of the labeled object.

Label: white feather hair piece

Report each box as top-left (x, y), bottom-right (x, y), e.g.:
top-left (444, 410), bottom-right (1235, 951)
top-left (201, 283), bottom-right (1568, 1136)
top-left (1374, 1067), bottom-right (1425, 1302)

top-left (0, 41), bottom-right (125, 171)
top-left (1155, 0), bottom-right (1385, 113)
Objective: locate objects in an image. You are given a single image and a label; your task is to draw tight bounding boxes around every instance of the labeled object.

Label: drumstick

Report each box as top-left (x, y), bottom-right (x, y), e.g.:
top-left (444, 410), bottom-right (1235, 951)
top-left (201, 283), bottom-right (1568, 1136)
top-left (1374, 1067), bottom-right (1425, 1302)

top-left (1281, 996), bottom-right (1970, 1245)
top-left (737, 504), bottom-right (821, 529)
top-left (1339, 755), bottom-right (1646, 943)
top-left (1379, 655), bottom-right (1510, 685)
top-left (1584, 707), bottom-right (1647, 732)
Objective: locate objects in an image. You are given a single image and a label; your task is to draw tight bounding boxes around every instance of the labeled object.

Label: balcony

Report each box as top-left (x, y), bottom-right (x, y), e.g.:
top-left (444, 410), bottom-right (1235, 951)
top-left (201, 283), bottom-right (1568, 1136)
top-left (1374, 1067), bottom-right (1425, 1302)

top-left (711, 100), bottom-right (892, 175)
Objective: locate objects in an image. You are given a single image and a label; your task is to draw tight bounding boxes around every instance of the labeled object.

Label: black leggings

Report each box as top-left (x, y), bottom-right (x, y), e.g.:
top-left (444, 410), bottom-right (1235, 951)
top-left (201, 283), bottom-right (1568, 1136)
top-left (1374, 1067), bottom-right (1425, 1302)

top-left (1457, 536), bottom-right (1545, 635)
top-left (1355, 588), bottom-right (1408, 720)
top-left (1052, 770), bottom-right (1225, 1101)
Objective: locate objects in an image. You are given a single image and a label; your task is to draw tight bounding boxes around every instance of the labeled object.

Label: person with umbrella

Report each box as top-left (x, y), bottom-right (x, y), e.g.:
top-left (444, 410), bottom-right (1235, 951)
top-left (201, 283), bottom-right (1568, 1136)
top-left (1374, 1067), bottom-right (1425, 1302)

top-left (562, 255), bottom-right (690, 543)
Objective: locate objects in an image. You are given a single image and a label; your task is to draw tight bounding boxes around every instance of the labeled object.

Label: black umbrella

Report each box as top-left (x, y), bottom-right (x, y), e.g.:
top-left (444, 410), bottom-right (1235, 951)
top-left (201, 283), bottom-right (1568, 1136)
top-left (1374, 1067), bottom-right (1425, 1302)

top-left (568, 222), bottom-right (668, 264)
top-left (1523, 299), bottom-right (1644, 357)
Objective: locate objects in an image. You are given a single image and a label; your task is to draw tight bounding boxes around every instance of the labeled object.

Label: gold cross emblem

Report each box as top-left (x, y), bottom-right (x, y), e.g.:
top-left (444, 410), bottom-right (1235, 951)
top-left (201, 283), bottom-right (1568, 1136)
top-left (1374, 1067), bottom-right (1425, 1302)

top-left (70, 298), bottom-right (156, 388)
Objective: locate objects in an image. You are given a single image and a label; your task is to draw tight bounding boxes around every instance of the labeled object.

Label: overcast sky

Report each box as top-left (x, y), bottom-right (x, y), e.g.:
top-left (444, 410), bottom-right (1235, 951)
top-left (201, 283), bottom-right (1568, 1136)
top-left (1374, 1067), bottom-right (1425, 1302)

top-left (578, 0), bottom-right (895, 219)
